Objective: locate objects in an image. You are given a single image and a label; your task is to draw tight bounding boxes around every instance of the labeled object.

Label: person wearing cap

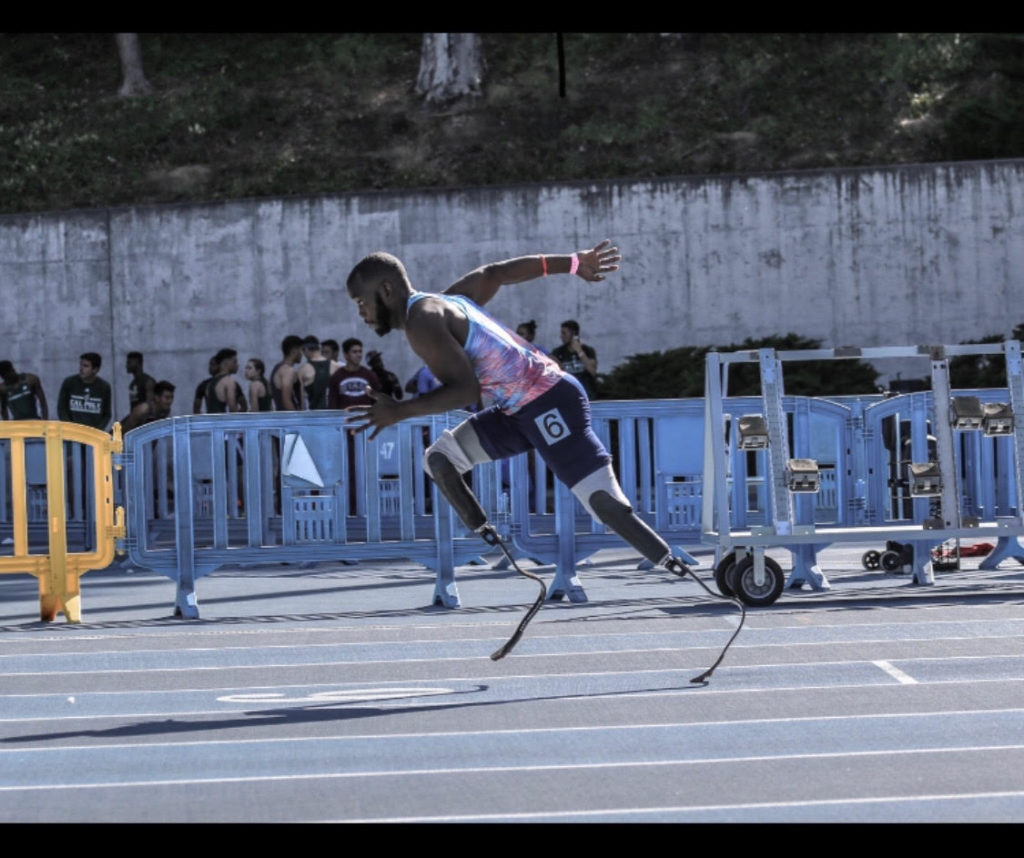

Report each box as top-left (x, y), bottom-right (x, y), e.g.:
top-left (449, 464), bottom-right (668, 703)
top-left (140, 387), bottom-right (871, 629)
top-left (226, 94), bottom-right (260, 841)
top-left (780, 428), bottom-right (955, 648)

top-left (297, 335), bottom-right (333, 410)
top-left (366, 349), bottom-right (404, 400)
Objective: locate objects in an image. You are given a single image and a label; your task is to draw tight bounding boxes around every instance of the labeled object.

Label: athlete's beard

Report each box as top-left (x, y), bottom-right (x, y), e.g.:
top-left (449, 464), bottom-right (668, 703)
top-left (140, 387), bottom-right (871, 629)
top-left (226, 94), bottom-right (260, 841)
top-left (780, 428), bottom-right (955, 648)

top-left (373, 293), bottom-right (393, 336)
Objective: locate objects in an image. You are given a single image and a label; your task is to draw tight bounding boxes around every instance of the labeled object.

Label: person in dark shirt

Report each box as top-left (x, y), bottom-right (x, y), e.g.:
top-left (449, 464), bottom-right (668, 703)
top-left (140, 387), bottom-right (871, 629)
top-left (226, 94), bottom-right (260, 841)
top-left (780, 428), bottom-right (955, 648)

top-left (271, 335), bottom-right (304, 411)
top-left (125, 351), bottom-right (156, 410)
top-left (205, 348), bottom-right (247, 413)
top-left (297, 335), bottom-right (333, 409)
top-left (551, 319), bottom-right (599, 399)
top-left (244, 358), bottom-right (273, 412)
top-left (57, 352), bottom-right (112, 430)
top-left (121, 380), bottom-right (175, 431)
top-left (0, 360), bottom-right (48, 419)
top-left (366, 350), bottom-right (404, 400)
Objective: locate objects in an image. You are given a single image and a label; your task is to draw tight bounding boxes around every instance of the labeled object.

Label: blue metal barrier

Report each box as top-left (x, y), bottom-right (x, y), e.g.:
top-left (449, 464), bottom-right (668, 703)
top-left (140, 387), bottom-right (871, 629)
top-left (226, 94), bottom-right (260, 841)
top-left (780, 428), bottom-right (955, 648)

top-left (119, 410), bottom-right (502, 617)
top-left (12, 378), bottom-right (1015, 621)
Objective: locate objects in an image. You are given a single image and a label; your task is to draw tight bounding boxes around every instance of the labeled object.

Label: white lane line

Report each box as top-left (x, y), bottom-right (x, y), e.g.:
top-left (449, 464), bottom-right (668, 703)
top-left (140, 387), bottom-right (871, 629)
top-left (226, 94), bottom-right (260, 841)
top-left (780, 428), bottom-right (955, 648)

top-left (3, 648), bottom-right (1024, 679)
top-left (2, 671), bottom-right (1024, 722)
top-left (874, 660), bottom-right (918, 684)
top-left (3, 615), bottom-right (1022, 655)
top-left (2, 742), bottom-right (1024, 792)
top-left (336, 788), bottom-right (1024, 823)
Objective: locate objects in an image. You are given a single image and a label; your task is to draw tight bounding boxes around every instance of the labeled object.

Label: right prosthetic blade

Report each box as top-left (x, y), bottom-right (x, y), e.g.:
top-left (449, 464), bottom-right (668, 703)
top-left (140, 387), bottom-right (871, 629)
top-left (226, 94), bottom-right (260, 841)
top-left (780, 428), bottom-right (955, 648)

top-left (589, 490), bottom-right (745, 683)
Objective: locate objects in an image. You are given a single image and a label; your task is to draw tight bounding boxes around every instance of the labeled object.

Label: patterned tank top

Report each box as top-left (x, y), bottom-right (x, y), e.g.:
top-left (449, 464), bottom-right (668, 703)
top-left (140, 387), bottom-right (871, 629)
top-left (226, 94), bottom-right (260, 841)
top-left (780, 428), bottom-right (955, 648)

top-left (407, 292), bottom-right (563, 413)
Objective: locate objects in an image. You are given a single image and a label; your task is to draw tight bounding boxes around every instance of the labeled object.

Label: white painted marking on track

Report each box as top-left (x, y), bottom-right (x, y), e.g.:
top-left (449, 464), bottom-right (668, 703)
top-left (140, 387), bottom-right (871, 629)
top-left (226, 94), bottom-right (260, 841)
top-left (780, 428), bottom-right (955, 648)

top-left (874, 660), bottom-right (917, 684)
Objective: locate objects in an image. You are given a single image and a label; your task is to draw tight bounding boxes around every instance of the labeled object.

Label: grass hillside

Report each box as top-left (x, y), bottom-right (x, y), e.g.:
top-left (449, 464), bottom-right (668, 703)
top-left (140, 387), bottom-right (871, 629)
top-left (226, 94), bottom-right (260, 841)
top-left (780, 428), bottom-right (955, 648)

top-left (1, 33), bottom-right (1022, 215)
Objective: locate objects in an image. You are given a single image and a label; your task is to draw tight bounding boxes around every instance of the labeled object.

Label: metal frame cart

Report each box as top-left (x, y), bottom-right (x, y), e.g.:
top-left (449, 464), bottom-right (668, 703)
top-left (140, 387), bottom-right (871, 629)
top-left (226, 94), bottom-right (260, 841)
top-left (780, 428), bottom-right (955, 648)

top-left (701, 341), bottom-right (1024, 606)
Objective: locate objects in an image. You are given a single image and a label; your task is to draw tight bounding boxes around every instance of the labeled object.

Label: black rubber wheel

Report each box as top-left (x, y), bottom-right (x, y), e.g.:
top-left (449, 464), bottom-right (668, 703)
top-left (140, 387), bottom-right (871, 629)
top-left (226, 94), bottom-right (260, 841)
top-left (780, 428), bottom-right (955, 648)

top-left (862, 550), bottom-right (881, 571)
top-left (732, 555), bottom-right (785, 607)
top-left (714, 553), bottom-right (739, 597)
top-left (880, 549), bottom-right (904, 573)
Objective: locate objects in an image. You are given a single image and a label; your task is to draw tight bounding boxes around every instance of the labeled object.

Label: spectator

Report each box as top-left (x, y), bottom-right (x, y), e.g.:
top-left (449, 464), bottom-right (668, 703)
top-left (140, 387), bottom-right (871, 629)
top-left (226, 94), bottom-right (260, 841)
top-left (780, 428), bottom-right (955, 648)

top-left (328, 337), bottom-right (381, 516)
top-left (244, 358), bottom-right (273, 412)
top-left (366, 349), bottom-right (404, 400)
top-left (551, 319), bottom-right (598, 399)
top-left (515, 319), bottom-right (550, 355)
top-left (320, 338), bottom-right (343, 376)
top-left (0, 360), bottom-right (48, 419)
top-left (271, 335), bottom-right (304, 411)
top-left (405, 364), bottom-right (442, 398)
top-left (125, 351), bottom-right (156, 410)
top-left (57, 352), bottom-right (112, 430)
top-left (193, 355), bottom-right (219, 414)
top-left (297, 335), bottom-right (333, 409)
top-left (205, 348), bottom-right (246, 413)
top-left (327, 338), bottom-right (380, 409)
top-left (121, 380), bottom-right (175, 431)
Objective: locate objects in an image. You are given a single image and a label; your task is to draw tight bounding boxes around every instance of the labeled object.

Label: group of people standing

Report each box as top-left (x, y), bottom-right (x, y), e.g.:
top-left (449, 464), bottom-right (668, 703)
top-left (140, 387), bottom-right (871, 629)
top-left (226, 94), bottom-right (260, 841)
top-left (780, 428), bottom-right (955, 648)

top-left (0, 316), bottom-right (599, 434)
top-left (193, 335), bottom-right (406, 417)
top-left (0, 351), bottom-right (172, 433)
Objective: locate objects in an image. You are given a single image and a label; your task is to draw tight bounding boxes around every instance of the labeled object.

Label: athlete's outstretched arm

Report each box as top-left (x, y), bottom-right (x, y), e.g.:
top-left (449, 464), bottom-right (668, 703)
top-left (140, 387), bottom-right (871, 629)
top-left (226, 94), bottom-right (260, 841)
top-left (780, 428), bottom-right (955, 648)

top-left (444, 239), bottom-right (621, 306)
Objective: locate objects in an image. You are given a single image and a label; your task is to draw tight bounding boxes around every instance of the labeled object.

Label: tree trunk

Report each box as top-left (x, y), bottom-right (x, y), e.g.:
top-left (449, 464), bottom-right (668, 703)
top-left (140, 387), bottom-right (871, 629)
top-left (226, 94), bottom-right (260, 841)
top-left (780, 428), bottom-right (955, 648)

top-left (415, 34), bottom-right (483, 105)
top-left (115, 33), bottom-right (152, 97)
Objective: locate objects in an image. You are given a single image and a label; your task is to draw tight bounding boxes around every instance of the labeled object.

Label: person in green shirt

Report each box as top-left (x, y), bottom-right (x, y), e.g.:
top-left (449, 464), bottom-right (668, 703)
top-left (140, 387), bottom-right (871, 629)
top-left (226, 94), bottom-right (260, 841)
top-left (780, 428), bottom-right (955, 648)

top-left (57, 352), bottom-right (112, 430)
top-left (0, 360), bottom-right (48, 420)
top-left (125, 351), bottom-right (156, 410)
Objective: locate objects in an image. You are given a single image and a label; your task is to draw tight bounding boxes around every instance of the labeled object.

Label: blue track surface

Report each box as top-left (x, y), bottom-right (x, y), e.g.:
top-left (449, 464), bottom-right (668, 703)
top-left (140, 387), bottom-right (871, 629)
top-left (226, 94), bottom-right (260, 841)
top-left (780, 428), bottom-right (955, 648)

top-left (2, 545), bottom-right (1023, 823)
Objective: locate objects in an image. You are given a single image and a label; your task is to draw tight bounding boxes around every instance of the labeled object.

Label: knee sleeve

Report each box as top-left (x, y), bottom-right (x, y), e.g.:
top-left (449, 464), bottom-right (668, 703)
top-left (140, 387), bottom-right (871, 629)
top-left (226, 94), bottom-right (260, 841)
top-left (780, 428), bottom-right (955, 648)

top-left (570, 464), bottom-right (631, 519)
top-left (423, 428), bottom-right (489, 532)
top-left (423, 428), bottom-right (475, 478)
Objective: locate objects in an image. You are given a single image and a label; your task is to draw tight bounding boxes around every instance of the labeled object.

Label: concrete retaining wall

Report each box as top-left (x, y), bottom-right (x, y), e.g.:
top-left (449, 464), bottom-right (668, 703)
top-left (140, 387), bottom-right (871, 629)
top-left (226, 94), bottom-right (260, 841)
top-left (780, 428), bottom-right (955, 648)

top-left (2, 157), bottom-right (1022, 421)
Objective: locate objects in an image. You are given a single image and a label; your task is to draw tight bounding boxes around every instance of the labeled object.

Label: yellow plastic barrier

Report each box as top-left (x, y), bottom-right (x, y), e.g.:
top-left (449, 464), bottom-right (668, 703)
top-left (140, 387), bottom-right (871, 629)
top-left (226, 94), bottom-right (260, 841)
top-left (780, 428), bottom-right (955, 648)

top-left (0, 421), bottom-right (125, 622)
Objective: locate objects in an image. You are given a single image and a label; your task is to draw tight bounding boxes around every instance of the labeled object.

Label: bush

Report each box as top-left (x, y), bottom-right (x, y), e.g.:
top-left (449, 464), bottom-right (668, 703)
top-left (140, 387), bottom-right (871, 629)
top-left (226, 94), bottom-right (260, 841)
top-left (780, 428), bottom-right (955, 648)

top-left (596, 333), bottom-right (880, 399)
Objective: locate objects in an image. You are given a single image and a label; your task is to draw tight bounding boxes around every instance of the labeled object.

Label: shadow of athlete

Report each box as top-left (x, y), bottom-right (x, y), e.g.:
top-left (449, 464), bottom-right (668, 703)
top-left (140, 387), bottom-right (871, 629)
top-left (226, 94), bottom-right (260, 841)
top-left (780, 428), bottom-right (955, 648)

top-left (343, 239), bottom-right (742, 680)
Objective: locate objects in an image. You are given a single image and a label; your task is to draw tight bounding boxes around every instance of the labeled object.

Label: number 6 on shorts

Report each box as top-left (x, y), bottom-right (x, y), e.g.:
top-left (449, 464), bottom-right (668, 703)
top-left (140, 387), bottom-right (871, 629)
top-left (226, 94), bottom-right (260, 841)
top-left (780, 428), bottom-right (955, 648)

top-left (535, 408), bottom-right (571, 446)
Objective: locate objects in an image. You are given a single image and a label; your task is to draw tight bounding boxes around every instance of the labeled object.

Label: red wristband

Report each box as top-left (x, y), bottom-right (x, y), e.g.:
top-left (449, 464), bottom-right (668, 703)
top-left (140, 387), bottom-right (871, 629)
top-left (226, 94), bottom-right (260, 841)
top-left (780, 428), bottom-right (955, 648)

top-left (540, 255), bottom-right (548, 276)
top-left (569, 253), bottom-right (579, 276)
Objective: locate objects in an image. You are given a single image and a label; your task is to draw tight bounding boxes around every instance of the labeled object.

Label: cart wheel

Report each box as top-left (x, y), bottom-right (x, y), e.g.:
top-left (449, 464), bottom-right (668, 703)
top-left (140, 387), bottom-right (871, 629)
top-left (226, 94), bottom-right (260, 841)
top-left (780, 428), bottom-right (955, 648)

top-left (731, 555), bottom-right (785, 607)
top-left (862, 550), bottom-right (881, 571)
top-left (880, 549), bottom-right (904, 573)
top-left (714, 553), bottom-right (740, 598)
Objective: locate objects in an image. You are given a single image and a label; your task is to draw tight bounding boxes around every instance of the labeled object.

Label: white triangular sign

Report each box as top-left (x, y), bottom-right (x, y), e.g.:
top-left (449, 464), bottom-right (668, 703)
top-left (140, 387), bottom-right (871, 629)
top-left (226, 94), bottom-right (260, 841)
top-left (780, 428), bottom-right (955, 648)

top-left (281, 432), bottom-right (324, 487)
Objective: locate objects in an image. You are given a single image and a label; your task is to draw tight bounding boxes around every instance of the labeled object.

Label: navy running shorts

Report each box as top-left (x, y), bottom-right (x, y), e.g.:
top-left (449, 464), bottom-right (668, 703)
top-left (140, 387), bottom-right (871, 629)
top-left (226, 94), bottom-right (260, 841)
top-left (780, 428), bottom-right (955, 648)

top-left (465, 375), bottom-right (611, 488)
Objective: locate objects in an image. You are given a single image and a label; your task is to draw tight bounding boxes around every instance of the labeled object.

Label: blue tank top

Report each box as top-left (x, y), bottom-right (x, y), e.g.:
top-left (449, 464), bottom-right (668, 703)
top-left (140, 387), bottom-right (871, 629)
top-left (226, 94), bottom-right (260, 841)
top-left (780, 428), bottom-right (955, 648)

top-left (407, 292), bottom-right (562, 413)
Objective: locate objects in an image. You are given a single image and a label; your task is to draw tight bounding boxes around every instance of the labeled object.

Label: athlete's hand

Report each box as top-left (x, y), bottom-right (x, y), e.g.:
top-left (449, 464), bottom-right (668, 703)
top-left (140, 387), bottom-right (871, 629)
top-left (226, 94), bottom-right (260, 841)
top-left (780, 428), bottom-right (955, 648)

top-left (344, 388), bottom-right (400, 440)
top-left (574, 239), bottom-right (621, 282)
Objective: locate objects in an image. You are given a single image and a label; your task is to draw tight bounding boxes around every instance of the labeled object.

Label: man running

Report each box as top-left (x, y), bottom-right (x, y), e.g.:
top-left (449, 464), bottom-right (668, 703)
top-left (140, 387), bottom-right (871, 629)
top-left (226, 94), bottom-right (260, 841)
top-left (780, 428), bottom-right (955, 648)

top-left (343, 239), bottom-right (695, 582)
